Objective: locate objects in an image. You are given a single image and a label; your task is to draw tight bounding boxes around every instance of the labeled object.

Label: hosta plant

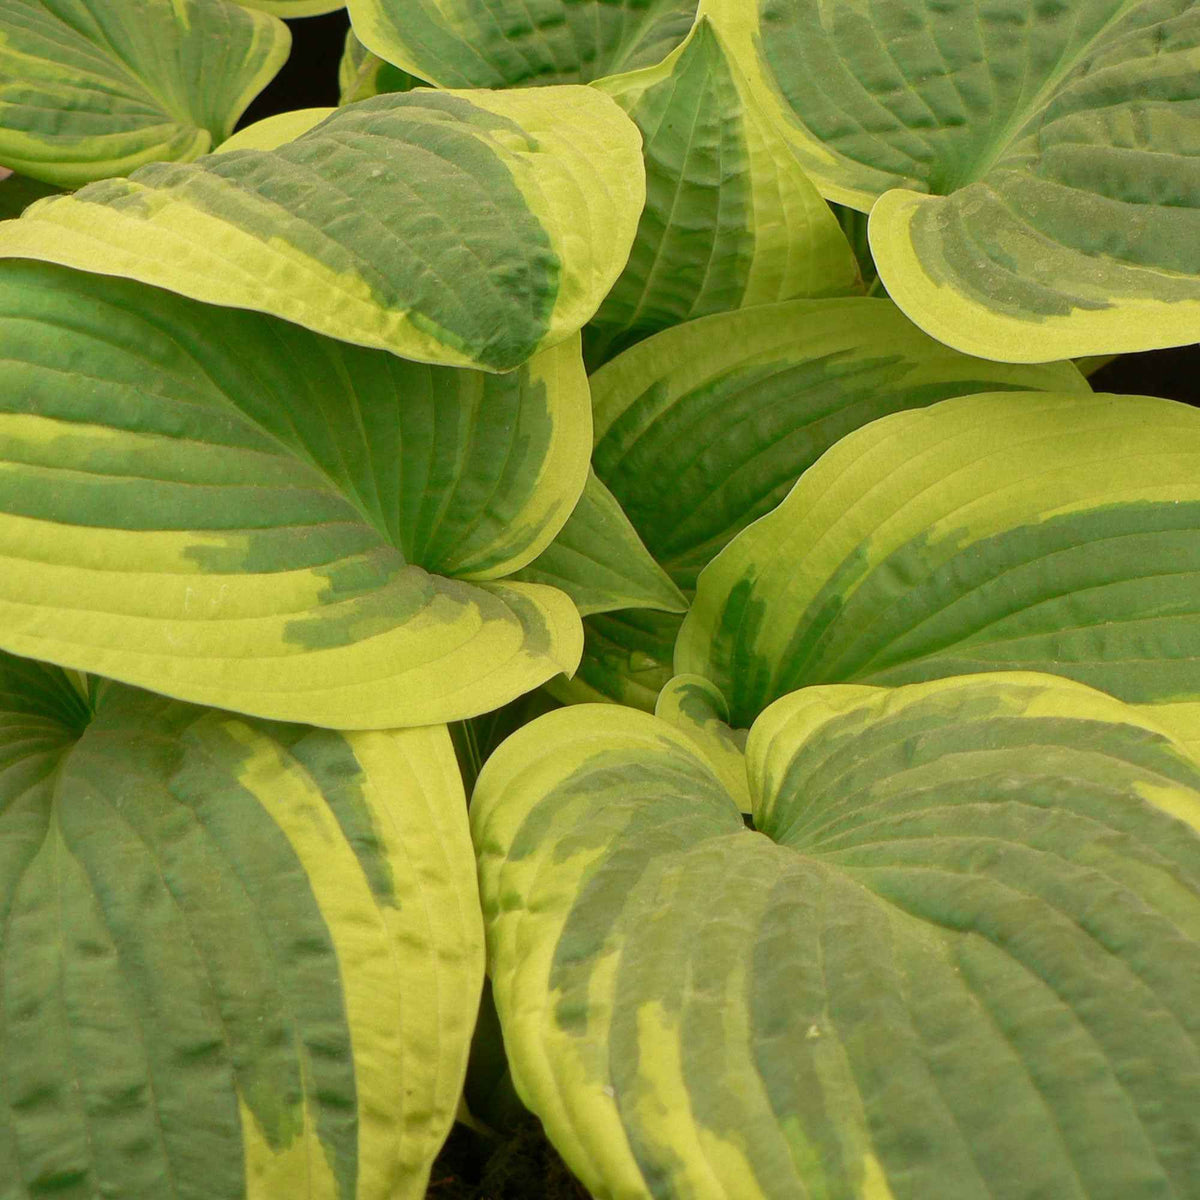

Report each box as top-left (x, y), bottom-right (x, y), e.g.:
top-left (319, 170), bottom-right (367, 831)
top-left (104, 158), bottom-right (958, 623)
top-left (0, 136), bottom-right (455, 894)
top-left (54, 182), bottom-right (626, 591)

top-left (475, 671), bottom-right (1200, 1199)
top-left (0, 0), bottom-right (1197, 1198)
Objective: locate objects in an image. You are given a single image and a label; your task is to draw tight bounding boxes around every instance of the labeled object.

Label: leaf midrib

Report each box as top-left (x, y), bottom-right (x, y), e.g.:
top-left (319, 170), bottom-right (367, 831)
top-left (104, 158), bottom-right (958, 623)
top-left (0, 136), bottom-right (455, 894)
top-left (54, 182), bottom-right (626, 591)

top-left (113, 307), bottom-right (402, 559)
top-left (952, 0), bottom-right (1146, 191)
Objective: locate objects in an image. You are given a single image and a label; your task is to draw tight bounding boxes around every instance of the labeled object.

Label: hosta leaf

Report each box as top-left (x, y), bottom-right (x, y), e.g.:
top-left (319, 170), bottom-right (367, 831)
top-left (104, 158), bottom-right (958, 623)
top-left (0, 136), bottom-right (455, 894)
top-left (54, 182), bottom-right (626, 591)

top-left (1141, 701), bottom-right (1200, 765)
top-left (0, 651), bottom-right (483, 1200)
top-left (570, 298), bottom-right (1086, 709)
top-left (654, 672), bottom-right (749, 811)
top-left (473, 672), bottom-right (1200, 1199)
top-left (0, 0), bottom-right (290, 187)
top-left (346, 0), bottom-right (698, 89)
top-left (214, 108), bottom-right (335, 154)
top-left (512, 471), bottom-right (685, 618)
top-left (679, 390), bottom-right (1200, 728)
top-left (237, 0), bottom-right (343, 14)
top-left (584, 15), bottom-right (861, 367)
top-left (705, 0), bottom-right (1200, 361)
top-left (0, 260), bottom-right (590, 728)
top-left (592, 300), bottom-right (1087, 593)
top-left (338, 27), bottom-right (425, 104)
top-left (0, 87), bottom-right (645, 372)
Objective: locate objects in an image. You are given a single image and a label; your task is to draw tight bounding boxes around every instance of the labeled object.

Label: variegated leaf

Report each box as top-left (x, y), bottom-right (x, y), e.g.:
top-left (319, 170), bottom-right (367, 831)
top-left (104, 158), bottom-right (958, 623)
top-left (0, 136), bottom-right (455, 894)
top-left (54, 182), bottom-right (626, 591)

top-left (585, 15), bottom-right (861, 366)
top-left (654, 672), bottom-right (749, 811)
top-left (213, 108), bottom-right (335, 154)
top-left (1145, 702), bottom-right (1200, 763)
top-left (0, 0), bottom-right (289, 186)
top-left (346, 0), bottom-right (697, 88)
top-left (705, 0), bottom-right (1200, 361)
top-left (548, 609), bottom-right (680, 712)
top-left (0, 260), bottom-right (590, 728)
top-left (474, 671), bottom-right (1200, 1198)
top-left (0, 651), bottom-right (483, 1200)
top-left (0, 87), bottom-right (645, 372)
top-left (568, 299), bottom-right (1086, 710)
top-left (679, 390), bottom-right (1200, 729)
top-left (236, 0), bottom-right (344, 14)
top-left (450, 689), bottom-right (561, 795)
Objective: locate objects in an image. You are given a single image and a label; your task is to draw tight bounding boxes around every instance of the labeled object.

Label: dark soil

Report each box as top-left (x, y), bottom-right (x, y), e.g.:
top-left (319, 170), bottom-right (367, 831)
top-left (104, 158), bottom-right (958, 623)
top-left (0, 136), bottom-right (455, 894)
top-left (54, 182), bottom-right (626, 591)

top-left (426, 1119), bottom-right (592, 1199)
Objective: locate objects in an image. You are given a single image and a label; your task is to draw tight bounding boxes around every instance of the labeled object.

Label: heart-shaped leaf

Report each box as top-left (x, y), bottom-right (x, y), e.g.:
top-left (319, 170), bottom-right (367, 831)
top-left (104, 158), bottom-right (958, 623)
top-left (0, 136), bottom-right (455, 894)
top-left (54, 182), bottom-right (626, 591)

top-left (563, 298), bottom-right (1086, 710)
top-left (585, 15), bottom-right (861, 367)
top-left (0, 651), bottom-right (483, 1200)
top-left (346, 0), bottom-right (698, 88)
top-left (679, 390), bottom-right (1200, 732)
top-left (0, 87), bottom-right (646, 372)
top-left (0, 260), bottom-right (590, 728)
top-left (0, 0), bottom-right (289, 186)
top-left (706, 0), bottom-right (1200, 361)
top-left (474, 672), bottom-right (1200, 1198)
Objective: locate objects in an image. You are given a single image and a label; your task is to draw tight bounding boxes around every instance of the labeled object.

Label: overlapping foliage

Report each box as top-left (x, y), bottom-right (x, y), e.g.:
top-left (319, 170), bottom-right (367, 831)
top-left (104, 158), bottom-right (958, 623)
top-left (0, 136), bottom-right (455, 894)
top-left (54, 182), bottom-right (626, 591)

top-left (0, 0), bottom-right (1197, 1197)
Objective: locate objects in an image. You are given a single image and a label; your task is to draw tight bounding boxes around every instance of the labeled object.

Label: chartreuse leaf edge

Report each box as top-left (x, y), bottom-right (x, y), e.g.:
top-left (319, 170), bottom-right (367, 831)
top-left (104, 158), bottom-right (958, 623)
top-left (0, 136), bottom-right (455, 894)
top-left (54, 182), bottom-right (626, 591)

top-left (679, 390), bottom-right (1200, 733)
top-left (0, 0), bottom-right (291, 187)
top-left (559, 298), bottom-right (1087, 711)
top-left (0, 650), bottom-right (484, 1200)
top-left (346, 0), bottom-right (698, 89)
top-left (474, 671), bottom-right (1200, 1198)
top-left (0, 86), bottom-right (646, 372)
top-left (0, 260), bottom-right (590, 729)
top-left (704, 0), bottom-right (1200, 361)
